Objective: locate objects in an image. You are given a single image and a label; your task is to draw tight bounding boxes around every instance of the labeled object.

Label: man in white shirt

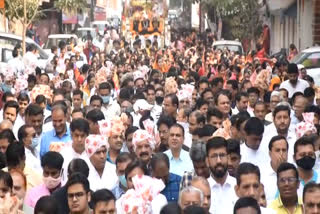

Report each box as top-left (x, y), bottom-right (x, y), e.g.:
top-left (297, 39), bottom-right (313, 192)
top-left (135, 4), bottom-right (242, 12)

top-left (261, 104), bottom-right (296, 161)
top-left (60, 118), bottom-right (90, 182)
top-left (240, 117), bottom-right (269, 170)
top-left (261, 136), bottom-right (288, 204)
top-left (206, 136), bottom-right (237, 214)
top-left (232, 92), bottom-right (249, 116)
top-left (98, 82), bottom-right (121, 120)
top-left (24, 104), bottom-right (45, 157)
top-left (234, 163), bottom-right (276, 214)
top-left (280, 63), bottom-right (309, 99)
top-left (85, 134), bottom-right (118, 191)
top-left (17, 124), bottom-right (42, 173)
top-left (8, 45), bottom-right (24, 77)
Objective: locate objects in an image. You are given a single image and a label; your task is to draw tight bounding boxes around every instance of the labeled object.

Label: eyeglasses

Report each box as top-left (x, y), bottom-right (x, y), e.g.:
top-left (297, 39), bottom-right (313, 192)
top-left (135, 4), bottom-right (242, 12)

top-left (210, 153), bottom-right (227, 160)
top-left (67, 192), bottom-right (85, 200)
top-left (278, 177), bottom-right (297, 185)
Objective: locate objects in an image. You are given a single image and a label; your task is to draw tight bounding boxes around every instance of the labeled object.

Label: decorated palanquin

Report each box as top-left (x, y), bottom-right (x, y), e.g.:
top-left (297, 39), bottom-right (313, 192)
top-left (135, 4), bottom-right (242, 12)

top-left (122, 0), bottom-right (168, 40)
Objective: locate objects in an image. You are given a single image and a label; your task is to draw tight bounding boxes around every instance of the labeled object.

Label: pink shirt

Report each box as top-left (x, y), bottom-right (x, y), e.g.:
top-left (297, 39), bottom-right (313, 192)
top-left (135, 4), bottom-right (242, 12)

top-left (24, 184), bottom-right (50, 208)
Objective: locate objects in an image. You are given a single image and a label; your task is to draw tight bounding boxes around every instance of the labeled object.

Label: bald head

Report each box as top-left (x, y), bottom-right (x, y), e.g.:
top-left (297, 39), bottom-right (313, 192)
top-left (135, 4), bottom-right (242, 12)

top-left (0, 120), bottom-right (13, 132)
top-left (293, 96), bottom-right (308, 120)
top-left (191, 176), bottom-right (211, 213)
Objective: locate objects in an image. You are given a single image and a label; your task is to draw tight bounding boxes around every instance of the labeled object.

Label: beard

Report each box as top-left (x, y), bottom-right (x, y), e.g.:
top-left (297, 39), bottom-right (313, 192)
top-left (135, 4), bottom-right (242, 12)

top-left (210, 164), bottom-right (228, 178)
top-left (289, 79), bottom-right (298, 85)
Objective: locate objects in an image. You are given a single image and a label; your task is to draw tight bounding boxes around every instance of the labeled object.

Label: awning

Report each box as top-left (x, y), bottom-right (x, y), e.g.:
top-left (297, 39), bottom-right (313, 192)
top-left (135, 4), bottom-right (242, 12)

top-left (267, 0), bottom-right (296, 12)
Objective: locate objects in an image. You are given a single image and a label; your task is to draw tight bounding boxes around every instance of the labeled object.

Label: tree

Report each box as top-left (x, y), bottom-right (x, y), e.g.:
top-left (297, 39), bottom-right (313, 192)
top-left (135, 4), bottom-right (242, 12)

top-left (54, 0), bottom-right (87, 15)
top-left (194, 0), bottom-right (264, 49)
top-left (3, 0), bottom-right (43, 54)
top-left (222, 0), bottom-right (263, 45)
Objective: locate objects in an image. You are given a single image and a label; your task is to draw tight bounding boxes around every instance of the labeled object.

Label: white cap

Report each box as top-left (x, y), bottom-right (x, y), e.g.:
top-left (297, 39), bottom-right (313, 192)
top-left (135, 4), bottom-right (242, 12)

top-left (297, 64), bottom-right (305, 70)
top-left (133, 99), bottom-right (153, 113)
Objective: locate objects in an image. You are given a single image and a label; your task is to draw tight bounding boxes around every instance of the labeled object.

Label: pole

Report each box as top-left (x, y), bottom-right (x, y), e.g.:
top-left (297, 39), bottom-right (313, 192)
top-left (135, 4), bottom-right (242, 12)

top-left (199, 0), bottom-right (201, 33)
top-left (23, 0), bottom-right (26, 55)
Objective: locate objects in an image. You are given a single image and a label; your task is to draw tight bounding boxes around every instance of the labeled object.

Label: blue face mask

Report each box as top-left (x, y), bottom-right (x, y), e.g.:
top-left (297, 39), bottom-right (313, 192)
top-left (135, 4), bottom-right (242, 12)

top-left (31, 137), bottom-right (39, 149)
top-left (101, 95), bottom-right (110, 104)
top-left (2, 84), bottom-right (11, 93)
top-left (119, 175), bottom-right (127, 188)
top-left (46, 104), bottom-right (52, 111)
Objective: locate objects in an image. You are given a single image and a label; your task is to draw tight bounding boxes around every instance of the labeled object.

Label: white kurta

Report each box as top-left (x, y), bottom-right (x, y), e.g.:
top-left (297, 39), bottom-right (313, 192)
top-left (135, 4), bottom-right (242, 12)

top-left (240, 143), bottom-right (270, 171)
top-left (208, 174), bottom-right (237, 214)
top-left (87, 160), bottom-right (118, 192)
top-left (260, 163), bottom-right (278, 205)
top-left (25, 147), bottom-right (42, 174)
top-left (260, 123), bottom-right (296, 163)
top-left (60, 143), bottom-right (89, 184)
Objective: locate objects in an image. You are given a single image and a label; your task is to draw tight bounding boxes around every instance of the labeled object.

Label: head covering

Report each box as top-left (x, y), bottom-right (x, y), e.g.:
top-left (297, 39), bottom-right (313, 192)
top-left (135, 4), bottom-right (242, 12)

top-left (296, 112), bottom-right (317, 138)
top-left (177, 84), bottom-right (194, 102)
top-left (30, 84), bottom-right (53, 103)
top-left (74, 46), bottom-right (81, 53)
top-left (297, 64), bottom-right (305, 70)
top-left (133, 99), bottom-right (153, 113)
top-left (49, 142), bottom-right (65, 153)
top-left (95, 67), bottom-right (108, 86)
top-left (120, 175), bottom-right (165, 214)
top-left (164, 77), bottom-right (178, 95)
top-left (133, 70), bottom-right (145, 82)
top-left (85, 134), bottom-right (109, 157)
top-left (132, 129), bottom-right (155, 151)
top-left (288, 63), bottom-right (299, 74)
top-left (254, 69), bottom-right (271, 91)
top-left (98, 113), bottom-right (127, 137)
top-left (139, 65), bottom-right (149, 77)
top-left (14, 78), bottom-right (28, 95)
top-left (211, 119), bottom-right (231, 140)
top-left (4, 64), bottom-right (15, 82)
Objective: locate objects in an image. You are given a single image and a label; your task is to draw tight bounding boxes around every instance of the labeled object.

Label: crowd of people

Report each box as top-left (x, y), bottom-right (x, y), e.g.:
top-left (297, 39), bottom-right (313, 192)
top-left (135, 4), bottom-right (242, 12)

top-left (0, 28), bottom-right (319, 214)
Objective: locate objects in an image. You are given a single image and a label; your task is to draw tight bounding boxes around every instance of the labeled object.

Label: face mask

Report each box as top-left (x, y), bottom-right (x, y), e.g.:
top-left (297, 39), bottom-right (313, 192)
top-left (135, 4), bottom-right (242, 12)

top-left (316, 151), bottom-right (320, 158)
top-left (46, 104), bottom-right (52, 111)
top-left (155, 96), bottom-right (164, 105)
top-left (2, 84), bottom-right (11, 93)
top-left (101, 95), bottom-right (110, 104)
top-left (124, 106), bottom-right (134, 113)
top-left (296, 156), bottom-right (316, 170)
top-left (119, 174), bottom-right (127, 188)
top-left (31, 137), bottom-right (39, 149)
top-left (43, 175), bottom-right (61, 189)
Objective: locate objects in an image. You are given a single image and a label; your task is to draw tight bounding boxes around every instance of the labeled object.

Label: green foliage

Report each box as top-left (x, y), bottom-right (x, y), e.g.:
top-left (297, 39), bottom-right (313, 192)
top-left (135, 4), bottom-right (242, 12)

top-left (54, 0), bottom-right (88, 15)
top-left (224, 0), bottom-right (263, 40)
top-left (194, 0), bottom-right (263, 41)
top-left (4, 0), bottom-right (42, 24)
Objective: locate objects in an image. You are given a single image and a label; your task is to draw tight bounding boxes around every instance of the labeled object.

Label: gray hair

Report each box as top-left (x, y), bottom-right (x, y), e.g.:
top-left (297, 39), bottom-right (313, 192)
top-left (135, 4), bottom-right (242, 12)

top-left (178, 186), bottom-right (204, 207)
top-left (276, 101), bottom-right (291, 109)
top-left (191, 176), bottom-right (210, 188)
top-left (271, 91), bottom-right (284, 101)
top-left (189, 142), bottom-right (207, 162)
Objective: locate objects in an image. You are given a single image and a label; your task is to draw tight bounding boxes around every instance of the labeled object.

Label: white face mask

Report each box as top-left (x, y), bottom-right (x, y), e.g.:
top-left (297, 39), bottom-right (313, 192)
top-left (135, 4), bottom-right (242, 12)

top-left (316, 150), bottom-right (320, 159)
top-left (43, 175), bottom-right (61, 189)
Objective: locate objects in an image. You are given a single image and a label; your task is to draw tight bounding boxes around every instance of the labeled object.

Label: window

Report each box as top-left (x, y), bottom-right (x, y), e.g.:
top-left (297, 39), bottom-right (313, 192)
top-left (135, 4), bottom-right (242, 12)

top-left (302, 52), bottom-right (320, 69)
